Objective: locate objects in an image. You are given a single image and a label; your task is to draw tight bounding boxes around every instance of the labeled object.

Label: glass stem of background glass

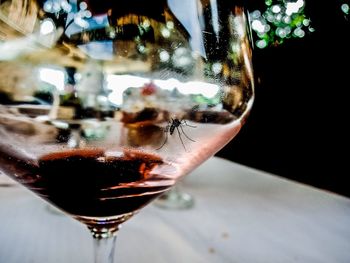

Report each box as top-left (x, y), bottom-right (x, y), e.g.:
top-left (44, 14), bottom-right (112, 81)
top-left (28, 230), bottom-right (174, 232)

top-left (155, 183), bottom-right (194, 209)
top-left (92, 234), bottom-right (117, 263)
top-left (171, 184), bottom-right (183, 197)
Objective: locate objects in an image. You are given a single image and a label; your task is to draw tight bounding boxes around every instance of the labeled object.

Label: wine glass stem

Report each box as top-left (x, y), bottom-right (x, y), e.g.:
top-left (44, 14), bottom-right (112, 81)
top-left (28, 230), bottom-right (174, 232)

top-left (86, 212), bottom-right (134, 262)
top-left (93, 235), bottom-right (118, 263)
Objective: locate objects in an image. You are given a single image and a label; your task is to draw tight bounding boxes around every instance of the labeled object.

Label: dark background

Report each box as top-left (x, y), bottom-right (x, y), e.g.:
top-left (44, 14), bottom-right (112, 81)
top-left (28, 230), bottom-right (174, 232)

top-left (216, 1), bottom-right (349, 197)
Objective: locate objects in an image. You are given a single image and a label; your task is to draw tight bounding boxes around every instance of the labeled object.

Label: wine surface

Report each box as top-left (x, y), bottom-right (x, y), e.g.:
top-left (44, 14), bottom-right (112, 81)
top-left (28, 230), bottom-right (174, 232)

top-left (0, 147), bottom-right (175, 217)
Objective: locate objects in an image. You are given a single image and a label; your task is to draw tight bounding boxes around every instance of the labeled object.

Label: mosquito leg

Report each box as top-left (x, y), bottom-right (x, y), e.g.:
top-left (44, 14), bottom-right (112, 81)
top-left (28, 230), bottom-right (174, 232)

top-left (182, 120), bottom-right (196, 128)
top-left (180, 125), bottom-right (195, 142)
top-left (156, 124), bottom-right (169, 150)
top-left (176, 127), bottom-right (187, 151)
top-left (156, 132), bottom-right (168, 150)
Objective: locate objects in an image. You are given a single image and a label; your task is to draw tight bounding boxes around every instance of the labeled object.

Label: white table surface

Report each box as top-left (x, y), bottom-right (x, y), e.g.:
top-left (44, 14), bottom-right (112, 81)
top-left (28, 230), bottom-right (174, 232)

top-left (1, 157), bottom-right (350, 263)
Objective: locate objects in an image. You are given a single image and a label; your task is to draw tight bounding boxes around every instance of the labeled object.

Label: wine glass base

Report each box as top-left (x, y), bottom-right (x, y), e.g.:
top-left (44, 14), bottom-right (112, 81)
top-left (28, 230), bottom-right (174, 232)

top-left (154, 190), bottom-right (194, 210)
top-left (77, 212), bottom-right (136, 238)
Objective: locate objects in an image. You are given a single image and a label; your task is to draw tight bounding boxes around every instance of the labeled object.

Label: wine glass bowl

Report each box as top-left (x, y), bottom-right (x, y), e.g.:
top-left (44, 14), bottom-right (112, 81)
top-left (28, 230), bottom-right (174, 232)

top-left (0, 0), bottom-right (254, 262)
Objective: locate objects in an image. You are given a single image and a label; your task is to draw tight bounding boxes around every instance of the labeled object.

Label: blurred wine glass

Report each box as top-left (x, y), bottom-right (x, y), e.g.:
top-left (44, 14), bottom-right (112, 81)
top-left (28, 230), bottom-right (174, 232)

top-left (154, 181), bottom-right (195, 209)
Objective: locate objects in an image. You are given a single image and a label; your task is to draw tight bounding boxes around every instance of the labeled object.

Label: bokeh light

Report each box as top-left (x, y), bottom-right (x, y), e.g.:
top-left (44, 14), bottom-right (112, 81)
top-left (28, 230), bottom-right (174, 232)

top-left (341, 1), bottom-right (350, 18)
top-left (250, 0), bottom-right (314, 48)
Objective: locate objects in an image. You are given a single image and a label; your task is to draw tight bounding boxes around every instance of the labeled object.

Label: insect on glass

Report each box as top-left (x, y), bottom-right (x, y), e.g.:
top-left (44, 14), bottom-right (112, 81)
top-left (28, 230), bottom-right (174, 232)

top-left (157, 118), bottom-right (196, 151)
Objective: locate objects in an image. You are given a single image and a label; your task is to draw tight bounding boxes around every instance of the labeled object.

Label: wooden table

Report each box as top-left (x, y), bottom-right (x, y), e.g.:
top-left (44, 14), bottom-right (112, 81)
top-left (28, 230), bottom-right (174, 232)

top-left (1, 157), bottom-right (350, 262)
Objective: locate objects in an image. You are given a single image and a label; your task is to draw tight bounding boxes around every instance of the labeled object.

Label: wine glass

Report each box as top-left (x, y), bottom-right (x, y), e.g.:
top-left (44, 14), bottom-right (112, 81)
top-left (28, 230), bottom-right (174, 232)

top-left (154, 181), bottom-right (195, 209)
top-left (0, 0), bottom-right (254, 262)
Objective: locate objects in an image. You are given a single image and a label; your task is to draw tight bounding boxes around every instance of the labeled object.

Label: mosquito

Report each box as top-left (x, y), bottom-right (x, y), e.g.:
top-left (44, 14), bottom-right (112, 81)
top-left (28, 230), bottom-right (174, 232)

top-left (157, 118), bottom-right (196, 151)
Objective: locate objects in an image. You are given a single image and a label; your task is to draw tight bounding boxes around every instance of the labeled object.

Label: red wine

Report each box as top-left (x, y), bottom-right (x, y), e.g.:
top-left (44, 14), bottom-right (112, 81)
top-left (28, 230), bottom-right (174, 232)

top-left (0, 147), bottom-right (173, 218)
